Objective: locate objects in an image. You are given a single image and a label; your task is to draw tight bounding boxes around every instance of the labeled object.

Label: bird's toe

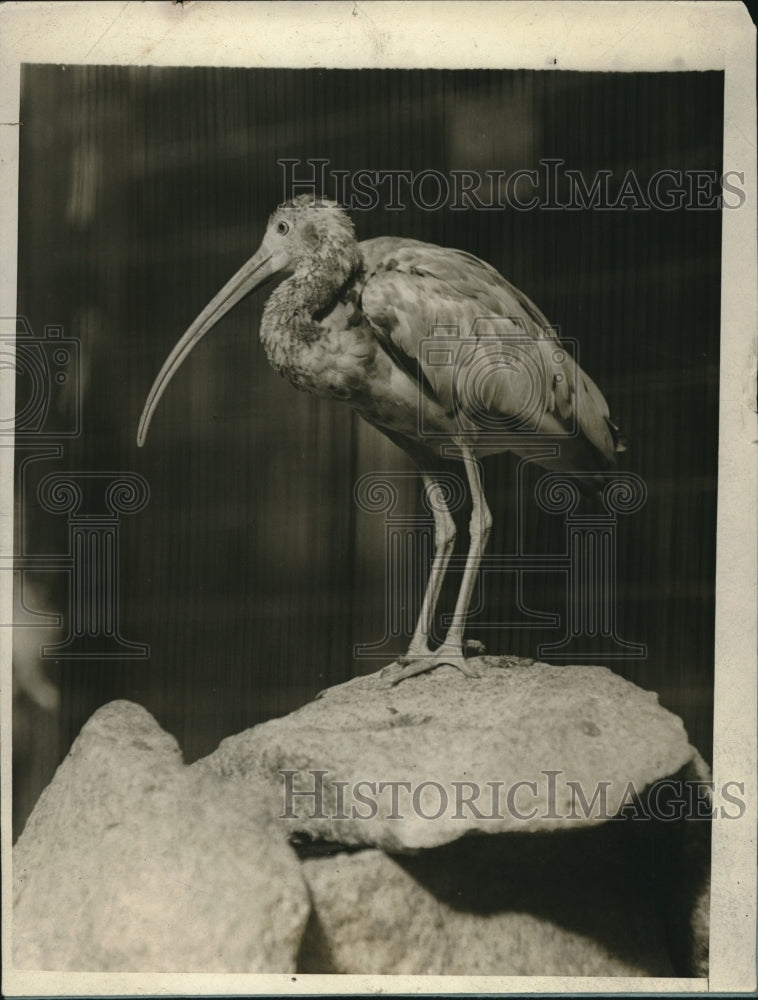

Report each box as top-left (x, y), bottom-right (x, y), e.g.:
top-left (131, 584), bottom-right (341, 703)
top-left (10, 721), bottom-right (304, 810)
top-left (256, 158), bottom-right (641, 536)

top-left (379, 645), bottom-right (484, 685)
top-left (379, 661), bottom-right (403, 682)
top-left (432, 651), bottom-right (483, 678)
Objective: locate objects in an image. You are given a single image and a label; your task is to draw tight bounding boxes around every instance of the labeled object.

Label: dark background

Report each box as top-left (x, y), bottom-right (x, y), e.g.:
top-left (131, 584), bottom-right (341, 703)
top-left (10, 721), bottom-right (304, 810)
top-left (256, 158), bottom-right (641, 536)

top-left (13, 66), bottom-right (722, 838)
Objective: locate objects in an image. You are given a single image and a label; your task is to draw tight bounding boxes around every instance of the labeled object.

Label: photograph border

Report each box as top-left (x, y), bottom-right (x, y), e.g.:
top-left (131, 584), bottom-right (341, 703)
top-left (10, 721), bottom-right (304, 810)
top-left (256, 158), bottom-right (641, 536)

top-left (1, 2), bottom-right (755, 995)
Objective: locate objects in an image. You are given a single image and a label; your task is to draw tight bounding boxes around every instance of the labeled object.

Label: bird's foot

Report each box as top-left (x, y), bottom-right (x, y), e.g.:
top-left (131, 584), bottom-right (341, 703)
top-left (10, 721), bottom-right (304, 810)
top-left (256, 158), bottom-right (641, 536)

top-left (380, 640), bottom-right (485, 685)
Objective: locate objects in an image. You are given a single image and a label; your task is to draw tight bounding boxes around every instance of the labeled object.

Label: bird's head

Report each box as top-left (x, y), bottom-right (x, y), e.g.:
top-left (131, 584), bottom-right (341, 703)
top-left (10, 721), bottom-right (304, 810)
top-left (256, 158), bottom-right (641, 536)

top-left (267, 195), bottom-right (359, 275)
top-left (136, 196), bottom-right (359, 447)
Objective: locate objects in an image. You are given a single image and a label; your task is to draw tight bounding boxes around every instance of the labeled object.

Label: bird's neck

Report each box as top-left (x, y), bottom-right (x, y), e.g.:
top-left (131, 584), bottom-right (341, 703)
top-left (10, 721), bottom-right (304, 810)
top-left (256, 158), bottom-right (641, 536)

top-left (260, 244), bottom-right (363, 377)
top-left (271, 269), bottom-right (343, 319)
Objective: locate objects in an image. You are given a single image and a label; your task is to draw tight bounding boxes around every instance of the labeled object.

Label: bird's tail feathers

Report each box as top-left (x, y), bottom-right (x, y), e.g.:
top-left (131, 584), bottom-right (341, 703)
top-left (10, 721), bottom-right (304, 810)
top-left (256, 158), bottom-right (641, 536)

top-left (514, 426), bottom-right (630, 507)
top-left (606, 417), bottom-right (628, 454)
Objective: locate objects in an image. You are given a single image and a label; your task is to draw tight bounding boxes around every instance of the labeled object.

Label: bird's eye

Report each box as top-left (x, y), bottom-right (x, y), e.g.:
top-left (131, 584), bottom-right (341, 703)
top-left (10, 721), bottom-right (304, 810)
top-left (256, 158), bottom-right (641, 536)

top-left (276, 221), bottom-right (289, 235)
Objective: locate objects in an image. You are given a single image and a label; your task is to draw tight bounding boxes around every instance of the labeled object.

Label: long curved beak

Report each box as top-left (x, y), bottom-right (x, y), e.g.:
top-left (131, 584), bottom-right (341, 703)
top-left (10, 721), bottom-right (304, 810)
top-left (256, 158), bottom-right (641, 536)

top-left (137, 245), bottom-right (278, 447)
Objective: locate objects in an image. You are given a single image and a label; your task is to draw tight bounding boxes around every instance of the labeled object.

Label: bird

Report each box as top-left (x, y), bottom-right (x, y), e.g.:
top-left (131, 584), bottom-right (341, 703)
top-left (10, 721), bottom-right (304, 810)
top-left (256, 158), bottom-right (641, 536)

top-left (137, 195), bottom-right (625, 683)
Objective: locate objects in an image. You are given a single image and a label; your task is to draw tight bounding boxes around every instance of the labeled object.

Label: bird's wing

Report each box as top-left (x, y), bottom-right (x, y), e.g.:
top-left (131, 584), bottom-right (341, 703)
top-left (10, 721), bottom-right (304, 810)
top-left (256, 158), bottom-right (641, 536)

top-left (358, 237), bottom-right (619, 464)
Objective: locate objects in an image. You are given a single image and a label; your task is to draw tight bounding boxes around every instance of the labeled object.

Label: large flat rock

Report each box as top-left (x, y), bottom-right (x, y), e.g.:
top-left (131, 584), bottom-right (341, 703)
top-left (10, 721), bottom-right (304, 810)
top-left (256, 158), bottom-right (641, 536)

top-left (13, 701), bottom-right (310, 972)
top-left (201, 658), bottom-right (696, 851)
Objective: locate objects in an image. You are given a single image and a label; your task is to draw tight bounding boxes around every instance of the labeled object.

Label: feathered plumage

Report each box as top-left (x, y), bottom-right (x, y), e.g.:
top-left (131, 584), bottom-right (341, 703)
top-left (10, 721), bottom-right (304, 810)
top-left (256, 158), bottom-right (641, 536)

top-left (138, 197), bottom-right (626, 681)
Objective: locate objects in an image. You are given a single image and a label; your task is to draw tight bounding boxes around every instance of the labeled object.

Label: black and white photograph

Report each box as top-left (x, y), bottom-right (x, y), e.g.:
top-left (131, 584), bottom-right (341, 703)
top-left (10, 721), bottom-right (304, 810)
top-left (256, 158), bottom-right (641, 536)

top-left (2, 2), bottom-right (756, 995)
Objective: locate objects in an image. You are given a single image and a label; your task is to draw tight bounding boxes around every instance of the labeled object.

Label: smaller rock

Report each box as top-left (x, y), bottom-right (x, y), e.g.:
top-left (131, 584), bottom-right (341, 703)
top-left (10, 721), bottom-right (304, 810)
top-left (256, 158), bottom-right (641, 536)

top-left (13, 701), bottom-right (310, 972)
top-left (298, 828), bottom-right (680, 976)
top-left (642, 749), bottom-right (712, 977)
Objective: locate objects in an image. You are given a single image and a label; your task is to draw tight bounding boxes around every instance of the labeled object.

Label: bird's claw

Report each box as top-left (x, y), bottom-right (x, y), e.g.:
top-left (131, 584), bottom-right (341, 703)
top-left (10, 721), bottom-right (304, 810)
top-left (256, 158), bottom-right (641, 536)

top-left (380, 644), bottom-right (484, 685)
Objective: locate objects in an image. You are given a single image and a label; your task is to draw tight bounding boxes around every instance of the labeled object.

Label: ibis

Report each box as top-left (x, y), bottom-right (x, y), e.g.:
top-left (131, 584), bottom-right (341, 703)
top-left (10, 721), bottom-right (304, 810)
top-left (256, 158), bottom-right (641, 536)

top-left (138, 196), bottom-right (625, 682)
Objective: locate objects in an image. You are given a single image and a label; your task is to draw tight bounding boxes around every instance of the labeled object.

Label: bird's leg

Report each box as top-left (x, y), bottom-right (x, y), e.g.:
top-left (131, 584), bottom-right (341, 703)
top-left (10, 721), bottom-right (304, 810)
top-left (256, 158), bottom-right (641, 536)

top-left (380, 473), bottom-right (456, 682)
top-left (400, 474), bottom-right (457, 659)
top-left (439, 446), bottom-right (492, 658)
top-left (383, 447), bottom-right (492, 683)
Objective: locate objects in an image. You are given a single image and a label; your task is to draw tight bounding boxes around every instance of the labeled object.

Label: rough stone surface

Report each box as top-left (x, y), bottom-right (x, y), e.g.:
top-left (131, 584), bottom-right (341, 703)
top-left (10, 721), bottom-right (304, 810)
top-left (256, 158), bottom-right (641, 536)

top-left (652, 750), bottom-right (712, 978)
top-left (298, 826), bottom-right (682, 976)
top-left (13, 700), bottom-right (310, 972)
top-left (201, 658), bottom-right (696, 851)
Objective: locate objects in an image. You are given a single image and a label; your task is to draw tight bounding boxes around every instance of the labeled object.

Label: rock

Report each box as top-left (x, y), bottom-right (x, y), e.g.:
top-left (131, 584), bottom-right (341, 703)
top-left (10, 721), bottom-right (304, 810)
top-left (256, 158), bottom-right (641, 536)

top-left (201, 658), bottom-right (696, 851)
top-left (298, 826), bottom-right (681, 976)
top-left (13, 701), bottom-right (310, 972)
top-left (298, 763), bottom-right (712, 979)
top-left (642, 750), bottom-right (712, 977)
